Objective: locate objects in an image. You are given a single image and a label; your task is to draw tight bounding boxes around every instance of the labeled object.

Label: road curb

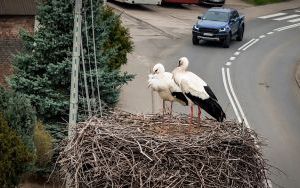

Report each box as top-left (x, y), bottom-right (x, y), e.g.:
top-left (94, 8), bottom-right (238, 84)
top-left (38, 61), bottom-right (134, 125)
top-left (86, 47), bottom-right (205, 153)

top-left (295, 62), bottom-right (300, 89)
top-left (108, 2), bottom-right (178, 39)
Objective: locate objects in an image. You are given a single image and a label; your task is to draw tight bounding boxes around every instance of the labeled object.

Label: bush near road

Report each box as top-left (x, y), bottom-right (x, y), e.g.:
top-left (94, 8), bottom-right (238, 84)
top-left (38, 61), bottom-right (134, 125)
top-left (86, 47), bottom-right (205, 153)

top-left (0, 87), bottom-right (36, 152)
top-left (243, 0), bottom-right (288, 5)
top-left (0, 113), bottom-right (33, 187)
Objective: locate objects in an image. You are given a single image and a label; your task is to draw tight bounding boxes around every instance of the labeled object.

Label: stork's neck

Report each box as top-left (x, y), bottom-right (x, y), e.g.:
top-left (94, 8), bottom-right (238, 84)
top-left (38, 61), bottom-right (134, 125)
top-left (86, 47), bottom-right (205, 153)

top-left (172, 67), bottom-right (184, 86)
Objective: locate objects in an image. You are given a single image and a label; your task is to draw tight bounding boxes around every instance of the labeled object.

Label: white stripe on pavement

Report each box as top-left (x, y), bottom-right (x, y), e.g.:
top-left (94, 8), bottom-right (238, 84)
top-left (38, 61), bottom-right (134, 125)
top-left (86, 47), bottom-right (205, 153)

top-left (242, 39), bottom-right (259, 51)
top-left (221, 67), bottom-right (241, 123)
top-left (226, 62), bottom-right (232, 66)
top-left (267, 31), bottom-right (274, 35)
top-left (288, 17), bottom-right (300, 23)
top-left (226, 68), bottom-right (250, 128)
top-left (234, 51), bottom-right (240, 56)
top-left (274, 23), bottom-right (300, 31)
top-left (258, 12), bottom-right (287, 19)
top-left (259, 35), bottom-right (266, 38)
top-left (238, 39), bottom-right (255, 51)
top-left (230, 56), bottom-right (236, 61)
top-left (273, 14), bottom-right (300, 21)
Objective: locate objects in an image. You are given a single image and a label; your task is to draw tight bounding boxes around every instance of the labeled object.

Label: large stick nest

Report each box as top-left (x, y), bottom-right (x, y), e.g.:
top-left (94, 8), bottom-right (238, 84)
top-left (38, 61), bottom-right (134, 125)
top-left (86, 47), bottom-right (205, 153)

top-left (57, 110), bottom-right (270, 188)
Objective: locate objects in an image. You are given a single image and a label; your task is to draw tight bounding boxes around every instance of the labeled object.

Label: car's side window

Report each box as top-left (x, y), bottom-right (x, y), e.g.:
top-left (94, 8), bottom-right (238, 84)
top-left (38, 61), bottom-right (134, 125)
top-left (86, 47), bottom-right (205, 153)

top-left (233, 11), bottom-right (239, 19)
top-left (230, 12), bottom-right (234, 20)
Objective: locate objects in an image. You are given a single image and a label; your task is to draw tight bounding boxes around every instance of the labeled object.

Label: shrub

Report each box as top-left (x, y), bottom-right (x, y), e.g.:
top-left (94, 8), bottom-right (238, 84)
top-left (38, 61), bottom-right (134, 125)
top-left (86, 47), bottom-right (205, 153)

top-left (0, 113), bottom-right (33, 187)
top-left (0, 87), bottom-right (36, 152)
top-left (34, 121), bottom-right (53, 169)
top-left (243, 0), bottom-right (287, 5)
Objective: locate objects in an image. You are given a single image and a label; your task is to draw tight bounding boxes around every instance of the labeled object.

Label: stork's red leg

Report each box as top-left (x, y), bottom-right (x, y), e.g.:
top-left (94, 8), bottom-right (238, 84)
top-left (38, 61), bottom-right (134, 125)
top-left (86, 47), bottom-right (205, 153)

top-left (198, 105), bottom-right (201, 123)
top-left (163, 100), bottom-right (165, 116)
top-left (170, 101), bottom-right (173, 116)
top-left (190, 105), bottom-right (194, 124)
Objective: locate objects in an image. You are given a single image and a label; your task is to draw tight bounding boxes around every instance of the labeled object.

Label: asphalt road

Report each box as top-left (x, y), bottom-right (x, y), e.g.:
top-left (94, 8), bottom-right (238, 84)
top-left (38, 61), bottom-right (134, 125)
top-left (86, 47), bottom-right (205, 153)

top-left (114, 2), bottom-right (300, 187)
top-left (162, 9), bottom-right (300, 188)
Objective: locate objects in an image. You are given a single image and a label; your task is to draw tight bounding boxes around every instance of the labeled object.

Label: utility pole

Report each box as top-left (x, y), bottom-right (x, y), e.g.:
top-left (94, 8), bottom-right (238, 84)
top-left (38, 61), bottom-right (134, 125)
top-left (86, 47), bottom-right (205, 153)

top-left (68, 0), bottom-right (82, 140)
top-left (67, 1), bottom-right (82, 187)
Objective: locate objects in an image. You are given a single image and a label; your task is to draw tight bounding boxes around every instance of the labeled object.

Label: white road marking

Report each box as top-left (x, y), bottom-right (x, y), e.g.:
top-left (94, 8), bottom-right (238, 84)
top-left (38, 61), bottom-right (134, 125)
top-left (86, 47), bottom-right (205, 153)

top-left (258, 12), bottom-right (287, 19)
top-left (259, 35), bottom-right (266, 38)
top-left (222, 67), bottom-right (241, 123)
top-left (226, 32), bottom-right (274, 187)
top-left (226, 68), bottom-right (250, 128)
top-left (225, 61), bottom-right (232, 66)
top-left (238, 38), bottom-right (255, 51)
top-left (242, 39), bottom-right (259, 51)
top-left (288, 17), bottom-right (300, 23)
top-left (229, 56), bottom-right (236, 61)
top-left (273, 14), bottom-right (300, 21)
top-left (224, 66), bottom-right (272, 188)
top-left (274, 23), bottom-right (300, 31)
top-left (295, 10), bottom-right (300, 13)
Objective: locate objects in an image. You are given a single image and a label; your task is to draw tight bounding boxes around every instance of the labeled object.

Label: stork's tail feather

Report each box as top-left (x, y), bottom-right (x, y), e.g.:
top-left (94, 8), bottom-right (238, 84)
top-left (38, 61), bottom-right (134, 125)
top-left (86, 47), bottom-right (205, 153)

top-left (171, 92), bottom-right (189, 106)
top-left (200, 98), bottom-right (225, 122)
top-left (201, 98), bottom-right (226, 122)
top-left (186, 93), bottom-right (226, 122)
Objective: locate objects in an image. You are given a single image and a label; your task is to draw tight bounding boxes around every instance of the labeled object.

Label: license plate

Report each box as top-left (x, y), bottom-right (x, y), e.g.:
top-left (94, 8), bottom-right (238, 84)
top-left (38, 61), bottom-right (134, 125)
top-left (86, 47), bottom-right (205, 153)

top-left (203, 33), bottom-right (213, 36)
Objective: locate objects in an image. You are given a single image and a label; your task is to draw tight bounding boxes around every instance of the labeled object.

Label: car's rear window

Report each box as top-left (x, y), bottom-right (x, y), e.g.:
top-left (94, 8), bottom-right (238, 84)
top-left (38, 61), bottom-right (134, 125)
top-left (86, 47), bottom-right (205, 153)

top-left (202, 11), bottom-right (229, 22)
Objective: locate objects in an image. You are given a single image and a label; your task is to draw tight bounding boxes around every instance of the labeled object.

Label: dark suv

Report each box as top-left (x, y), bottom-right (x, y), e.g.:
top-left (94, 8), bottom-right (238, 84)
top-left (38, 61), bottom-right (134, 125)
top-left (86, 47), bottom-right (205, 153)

top-left (192, 8), bottom-right (244, 48)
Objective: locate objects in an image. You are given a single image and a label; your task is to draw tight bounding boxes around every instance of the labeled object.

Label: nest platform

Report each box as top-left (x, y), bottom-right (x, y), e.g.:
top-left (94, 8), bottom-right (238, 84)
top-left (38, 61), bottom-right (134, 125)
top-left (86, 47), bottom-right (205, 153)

top-left (57, 110), bottom-right (270, 188)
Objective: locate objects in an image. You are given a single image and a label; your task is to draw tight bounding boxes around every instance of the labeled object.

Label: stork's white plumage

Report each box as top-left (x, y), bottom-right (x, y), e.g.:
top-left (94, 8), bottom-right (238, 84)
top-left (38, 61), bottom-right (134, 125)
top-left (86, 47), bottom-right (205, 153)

top-left (148, 63), bottom-right (188, 115)
top-left (172, 57), bottom-right (226, 122)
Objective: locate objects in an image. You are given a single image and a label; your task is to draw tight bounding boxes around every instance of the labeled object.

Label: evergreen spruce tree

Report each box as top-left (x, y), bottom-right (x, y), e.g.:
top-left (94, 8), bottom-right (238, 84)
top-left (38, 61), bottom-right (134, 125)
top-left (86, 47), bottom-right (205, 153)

top-left (9, 0), bottom-right (134, 123)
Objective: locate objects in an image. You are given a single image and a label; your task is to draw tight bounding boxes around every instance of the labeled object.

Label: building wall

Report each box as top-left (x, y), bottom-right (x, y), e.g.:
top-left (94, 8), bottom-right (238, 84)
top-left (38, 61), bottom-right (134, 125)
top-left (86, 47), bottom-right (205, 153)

top-left (0, 15), bottom-right (34, 86)
top-left (0, 16), bottom-right (35, 37)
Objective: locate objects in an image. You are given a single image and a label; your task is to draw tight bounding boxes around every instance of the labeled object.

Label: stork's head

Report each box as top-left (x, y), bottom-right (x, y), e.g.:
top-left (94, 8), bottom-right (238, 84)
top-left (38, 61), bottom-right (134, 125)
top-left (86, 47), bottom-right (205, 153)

top-left (152, 63), bottom-right (165, 74)
top-left (178, 57), bottom-right (189, 70)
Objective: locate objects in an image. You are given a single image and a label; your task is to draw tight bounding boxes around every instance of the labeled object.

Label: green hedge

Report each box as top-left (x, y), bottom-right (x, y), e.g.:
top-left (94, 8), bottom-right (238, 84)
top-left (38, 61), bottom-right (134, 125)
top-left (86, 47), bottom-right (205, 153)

top-left (243, 0), bottom-right (287, 5)
top-left (0, 87), bottom-right (36, 152)
top-left (0, 113), bottom-right (33, 187)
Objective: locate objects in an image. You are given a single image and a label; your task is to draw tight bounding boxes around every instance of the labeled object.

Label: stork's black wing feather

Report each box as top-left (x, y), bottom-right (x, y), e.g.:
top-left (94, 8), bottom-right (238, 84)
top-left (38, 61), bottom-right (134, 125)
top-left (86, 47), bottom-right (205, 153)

top-left (171, 92), bottom-right (189, 106)
top-left (185, 92), bottom-right (226, 122)
top-left (204, 86), bottom-right (218, 101)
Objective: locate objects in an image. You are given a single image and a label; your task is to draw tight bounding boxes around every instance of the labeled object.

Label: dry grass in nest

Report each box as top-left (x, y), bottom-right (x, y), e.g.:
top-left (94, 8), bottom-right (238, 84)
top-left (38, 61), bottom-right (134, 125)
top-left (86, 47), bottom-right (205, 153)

top-left (55, 110), bottom-right (271, 188)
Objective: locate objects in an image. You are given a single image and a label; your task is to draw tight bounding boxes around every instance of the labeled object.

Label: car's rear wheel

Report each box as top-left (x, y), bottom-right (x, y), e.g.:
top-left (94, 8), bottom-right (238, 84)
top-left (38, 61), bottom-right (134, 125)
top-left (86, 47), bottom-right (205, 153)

top-left (236, 26), bottom-right (244, 41)
top-left (192, 36), bottom-right (199, 45)
top-left (223, 33), bottom-right (231, 48)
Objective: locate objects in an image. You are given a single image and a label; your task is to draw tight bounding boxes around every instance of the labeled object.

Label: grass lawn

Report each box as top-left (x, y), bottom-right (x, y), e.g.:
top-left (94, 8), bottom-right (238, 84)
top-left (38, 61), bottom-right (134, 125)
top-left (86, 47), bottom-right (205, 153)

top-left (243, 0), bottom-right (289, 5)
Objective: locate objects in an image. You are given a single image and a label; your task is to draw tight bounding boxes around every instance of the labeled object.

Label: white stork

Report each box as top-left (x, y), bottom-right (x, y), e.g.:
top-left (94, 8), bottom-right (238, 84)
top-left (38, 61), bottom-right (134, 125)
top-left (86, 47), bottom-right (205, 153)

top-left (148, 63), bottom-right (189, 115)
top-left (172, 57), bottom-right (226, 122)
